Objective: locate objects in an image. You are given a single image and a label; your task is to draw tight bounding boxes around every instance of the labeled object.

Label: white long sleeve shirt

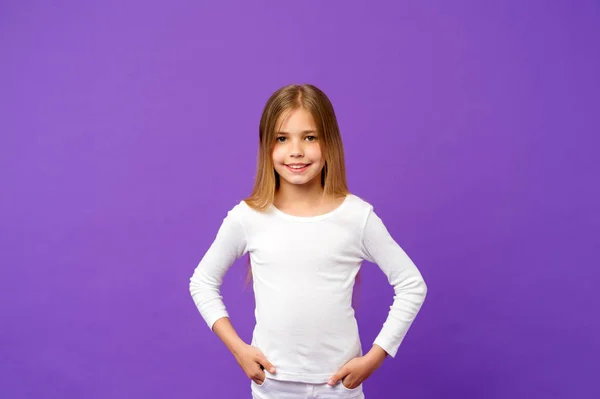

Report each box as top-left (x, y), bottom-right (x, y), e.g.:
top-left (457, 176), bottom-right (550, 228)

top-left (189, 194), bottom-right (427, 384)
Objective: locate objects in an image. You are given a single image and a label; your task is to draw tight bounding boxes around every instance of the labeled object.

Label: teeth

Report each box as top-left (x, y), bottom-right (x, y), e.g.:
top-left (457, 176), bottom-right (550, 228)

top-left (289, 165), bottom-right (307, 169)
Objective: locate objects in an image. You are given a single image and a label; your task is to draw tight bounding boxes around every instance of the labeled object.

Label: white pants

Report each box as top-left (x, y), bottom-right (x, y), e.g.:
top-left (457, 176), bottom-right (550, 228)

top-left (251, 378), bottom-right (365, 399)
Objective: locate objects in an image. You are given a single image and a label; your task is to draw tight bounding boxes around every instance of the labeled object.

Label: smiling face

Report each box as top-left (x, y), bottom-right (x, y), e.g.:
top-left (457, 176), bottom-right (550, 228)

top-left (272, 107), bottom-right (326, 190)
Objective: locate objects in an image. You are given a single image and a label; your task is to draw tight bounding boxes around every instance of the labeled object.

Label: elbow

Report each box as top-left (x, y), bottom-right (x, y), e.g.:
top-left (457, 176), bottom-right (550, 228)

top-left (416, 277), bottom-right (428, 307)
top-left (407, 275), bottom-right (428, 303)
top-left (189, 273), bottom-right (207, 298)
top-left (417, 272), bottom-right (427, 296)
top-left (420, 279), bottom-right (428, 300)
top-left (393, 275), bottom-right (428, 303)
top-left (188, 277), bottom-right (196, 296)
top-left (189, 272), bottom-right (221, 301)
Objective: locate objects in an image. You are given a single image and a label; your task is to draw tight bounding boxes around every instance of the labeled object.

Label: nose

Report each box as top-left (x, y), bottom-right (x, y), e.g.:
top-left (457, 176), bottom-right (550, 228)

top-left (289, 139), bottom-right (304, 157)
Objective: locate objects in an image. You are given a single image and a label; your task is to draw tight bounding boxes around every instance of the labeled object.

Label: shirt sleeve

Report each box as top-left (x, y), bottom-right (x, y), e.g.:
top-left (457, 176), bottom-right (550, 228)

top-left (189, 204), bottom-right (248, 330)
top-left (360, 207), bottom-right (427, 357)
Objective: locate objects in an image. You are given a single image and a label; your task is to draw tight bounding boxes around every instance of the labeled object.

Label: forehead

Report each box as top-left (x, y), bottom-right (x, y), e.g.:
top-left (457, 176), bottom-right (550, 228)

top-left (276, 108), bottom-right (317, 133)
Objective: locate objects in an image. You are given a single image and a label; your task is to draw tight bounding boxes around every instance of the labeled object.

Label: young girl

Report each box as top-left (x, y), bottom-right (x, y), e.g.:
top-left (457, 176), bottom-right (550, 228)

top-left (189, 84), bottom-right (427, 399)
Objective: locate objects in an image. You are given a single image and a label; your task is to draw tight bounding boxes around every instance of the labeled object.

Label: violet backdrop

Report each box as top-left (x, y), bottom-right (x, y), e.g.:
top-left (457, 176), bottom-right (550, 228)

top-left (1, 1), bottom-right (598, 398)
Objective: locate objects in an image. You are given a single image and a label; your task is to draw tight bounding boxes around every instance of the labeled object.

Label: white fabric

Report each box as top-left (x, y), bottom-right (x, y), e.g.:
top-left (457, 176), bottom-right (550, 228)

top-left (251, 378), bottom-right (365, 399)
top-left (189, 194), bottom-right (427, 384)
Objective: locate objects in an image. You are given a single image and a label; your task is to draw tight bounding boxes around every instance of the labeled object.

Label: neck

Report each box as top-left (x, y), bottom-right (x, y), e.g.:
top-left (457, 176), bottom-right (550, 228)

top-left (275, 179), bottom-right (326, 206)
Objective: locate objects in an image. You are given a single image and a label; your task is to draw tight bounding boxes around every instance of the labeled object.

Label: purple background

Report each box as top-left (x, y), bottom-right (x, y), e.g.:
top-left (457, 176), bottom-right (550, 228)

top-left (1, 1), bottom-right (598, 398)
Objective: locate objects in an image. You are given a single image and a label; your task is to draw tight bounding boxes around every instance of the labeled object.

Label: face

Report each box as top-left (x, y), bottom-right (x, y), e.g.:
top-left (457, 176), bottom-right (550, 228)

top-left (272, 107), bottom-right (325, 189)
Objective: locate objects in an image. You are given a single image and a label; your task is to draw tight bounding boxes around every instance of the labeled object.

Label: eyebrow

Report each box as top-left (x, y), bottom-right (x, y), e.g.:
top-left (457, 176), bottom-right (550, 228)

top-left (276, 130), bottom-right (317, 135)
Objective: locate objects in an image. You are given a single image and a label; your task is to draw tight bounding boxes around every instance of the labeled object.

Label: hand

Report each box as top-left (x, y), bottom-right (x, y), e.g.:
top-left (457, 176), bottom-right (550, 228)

top-left (232, 343), bottom-right (276, 385)
top-left (328, 345), bottom-right (387, 389)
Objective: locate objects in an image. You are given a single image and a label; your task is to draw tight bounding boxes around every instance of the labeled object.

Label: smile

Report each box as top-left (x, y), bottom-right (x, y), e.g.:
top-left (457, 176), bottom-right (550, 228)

top-left (285, 164), bottom-right (311, 173)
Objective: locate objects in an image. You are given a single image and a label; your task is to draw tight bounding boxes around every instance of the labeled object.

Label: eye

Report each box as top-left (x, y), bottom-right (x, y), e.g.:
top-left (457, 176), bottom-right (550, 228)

top-left (276, 136), bottom-right (287, 143)
top-left (305, 136), bottom-right (317, 142)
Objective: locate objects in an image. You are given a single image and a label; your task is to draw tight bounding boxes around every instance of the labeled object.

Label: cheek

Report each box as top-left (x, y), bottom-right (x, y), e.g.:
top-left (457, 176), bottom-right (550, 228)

top-left (272, 147), bottom-right (284, 163)
top-left (308, 145), bottom-right (323, 162)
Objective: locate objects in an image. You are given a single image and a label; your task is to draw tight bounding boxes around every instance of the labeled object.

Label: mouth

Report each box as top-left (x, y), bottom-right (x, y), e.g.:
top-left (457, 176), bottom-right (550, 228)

top-left (285, 163), bottom-right (311, 173)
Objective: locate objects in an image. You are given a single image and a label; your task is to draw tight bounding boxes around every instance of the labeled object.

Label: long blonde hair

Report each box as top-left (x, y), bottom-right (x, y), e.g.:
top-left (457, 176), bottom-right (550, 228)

top-left (244, 84), bottom-right (349, 210)
top-left (243, 84), bottom-right (359, 305)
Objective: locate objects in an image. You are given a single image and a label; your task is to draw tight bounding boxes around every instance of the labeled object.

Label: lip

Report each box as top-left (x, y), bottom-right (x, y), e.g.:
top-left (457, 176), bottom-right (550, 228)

top-left (285, 163), bottom-right (311, 173)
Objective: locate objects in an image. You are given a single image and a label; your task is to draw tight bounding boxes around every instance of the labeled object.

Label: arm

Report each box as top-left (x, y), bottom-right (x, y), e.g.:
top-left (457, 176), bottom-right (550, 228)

top-left (212, 317), bottom-right (246, 355)
top-left (189, 205), bottom-right (247, 330)
top-left (189, 205), bottom-right (275, 382)
top-left (213, 317), bottom-right (276, 383)
top-left (329, 208), bottom-right (427, 388)
top-left (361, 208), bottom-right (428, 358)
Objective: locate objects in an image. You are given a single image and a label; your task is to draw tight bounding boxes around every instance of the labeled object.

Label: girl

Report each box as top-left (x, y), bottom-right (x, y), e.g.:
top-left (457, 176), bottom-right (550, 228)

top-left (189, 84), bottom-right (427, 399)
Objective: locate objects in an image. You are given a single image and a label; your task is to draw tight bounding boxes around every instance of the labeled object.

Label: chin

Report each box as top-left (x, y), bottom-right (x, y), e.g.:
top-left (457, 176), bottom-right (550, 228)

top-left (282, 177), bottom-right (309, 185)
top-left (283, 174), bottom-right (321, 186)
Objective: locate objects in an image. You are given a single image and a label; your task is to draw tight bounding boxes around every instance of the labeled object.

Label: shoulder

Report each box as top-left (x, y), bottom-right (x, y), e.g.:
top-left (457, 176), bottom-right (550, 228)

top-left (227, 199), bottom-right (269, 224)
top-left (345, 193), bottom-right (375, 215)
top-left (338, 193), bottom-right (375, 230)
top-left (225, 200), bottom-right (250, 218)
top-left (218, 200), bottom-right (249, 223)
